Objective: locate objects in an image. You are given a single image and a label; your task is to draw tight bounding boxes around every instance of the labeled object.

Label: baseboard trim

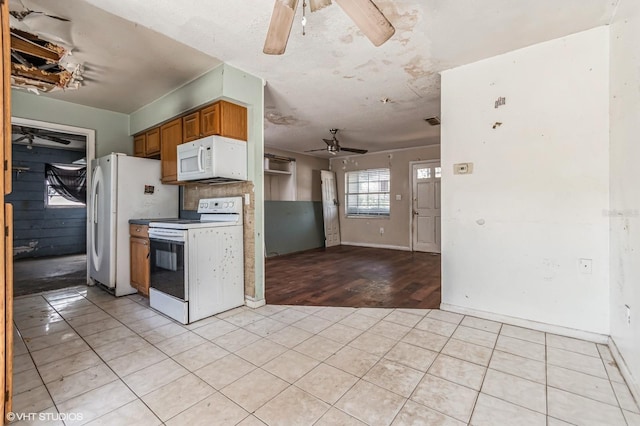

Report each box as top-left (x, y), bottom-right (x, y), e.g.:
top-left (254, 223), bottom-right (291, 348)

top-left (608, 337), bottom-right (640, 406)
top-left (340, 242), bottom-right (411, 251)
top-left (440, 303), bottom-right (609, 344)
top-left (245, 297), bottom-right (266, 309)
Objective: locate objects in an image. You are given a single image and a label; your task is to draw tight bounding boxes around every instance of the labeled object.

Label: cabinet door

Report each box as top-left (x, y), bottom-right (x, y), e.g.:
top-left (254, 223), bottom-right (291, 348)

top-left (182, 112), bottom-right (201, 142)
top-left (133, 134), bottom-right (146, 157)
top-left (200, 103), bottom-right (220, 137)
top-left (130, 236), bottom-right (150, 296)
top-left (219, 101), bottom-right (248, 141)
top-left (146, 127), bottom-right (161, 156)
top-left (160, 118), bottom-right (183, 183)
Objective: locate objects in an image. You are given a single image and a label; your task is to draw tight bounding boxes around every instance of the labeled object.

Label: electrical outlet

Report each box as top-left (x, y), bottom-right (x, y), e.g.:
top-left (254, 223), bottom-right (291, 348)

top-left (379, 227), bottom-right (384, 235)
top-left (579, 259), bottom-right (592, 274)
top-left (454, 163), bottom-right (473, 175)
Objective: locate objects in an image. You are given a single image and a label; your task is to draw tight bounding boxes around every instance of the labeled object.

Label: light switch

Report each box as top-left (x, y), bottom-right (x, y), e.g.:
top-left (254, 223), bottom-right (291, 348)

top-left (396, 194), bottom-right (402, 201)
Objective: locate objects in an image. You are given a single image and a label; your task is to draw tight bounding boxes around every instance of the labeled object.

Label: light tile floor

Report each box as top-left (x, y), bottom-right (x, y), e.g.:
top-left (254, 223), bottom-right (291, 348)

top-left (9, 286), bottom-right (640, 426)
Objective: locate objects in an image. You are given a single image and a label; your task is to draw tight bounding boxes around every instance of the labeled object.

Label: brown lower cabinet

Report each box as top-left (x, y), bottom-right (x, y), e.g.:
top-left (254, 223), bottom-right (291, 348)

top-left (129, 224), bottom-right (150, 296)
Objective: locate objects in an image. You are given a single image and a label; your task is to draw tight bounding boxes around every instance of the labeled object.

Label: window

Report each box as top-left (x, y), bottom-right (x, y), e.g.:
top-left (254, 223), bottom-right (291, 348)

top-left (45, 164), bottom-right (86, 208)
top-left (346, 168), bottom-right (390, 217)
top-left (417, 168), bottom-right (431, 179)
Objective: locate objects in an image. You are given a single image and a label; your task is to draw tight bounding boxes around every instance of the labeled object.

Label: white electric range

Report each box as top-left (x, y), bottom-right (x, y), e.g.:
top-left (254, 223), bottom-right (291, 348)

top-left (148, 197), bottom-right (244, 324)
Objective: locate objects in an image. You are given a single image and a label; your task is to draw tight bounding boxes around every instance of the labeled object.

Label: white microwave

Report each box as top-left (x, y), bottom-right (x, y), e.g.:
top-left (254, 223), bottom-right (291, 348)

top-left (177, 136), bottom-right (247, 182)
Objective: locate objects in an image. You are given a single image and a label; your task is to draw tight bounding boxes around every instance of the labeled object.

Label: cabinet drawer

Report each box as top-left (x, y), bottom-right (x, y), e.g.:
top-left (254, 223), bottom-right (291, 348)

top-left (129, 224), bottom-right (149, 238)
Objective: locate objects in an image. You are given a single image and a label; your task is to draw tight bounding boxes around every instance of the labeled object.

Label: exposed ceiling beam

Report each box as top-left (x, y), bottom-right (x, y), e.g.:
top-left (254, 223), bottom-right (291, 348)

top-left (10, 31), bottom-right (62, 62)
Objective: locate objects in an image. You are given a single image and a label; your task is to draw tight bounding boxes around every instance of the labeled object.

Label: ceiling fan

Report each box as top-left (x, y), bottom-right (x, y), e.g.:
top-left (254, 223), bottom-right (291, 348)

top-left (264, 0), bottom-right (395, 55)
top-left (306, 129), bottom-right (368, 155)
top-left (12, 126), bottom-right (71, 147)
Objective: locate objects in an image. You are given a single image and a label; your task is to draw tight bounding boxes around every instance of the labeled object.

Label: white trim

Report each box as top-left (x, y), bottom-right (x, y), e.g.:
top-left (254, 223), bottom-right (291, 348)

top-left (608, 337), bottom-right (640, 406)
top-left (440, 303), bottom-right (609, 344)
top-left (11, 117), bottom-right (96, 286)
top-left (409, 159), bottom-right (441, 253)
top-left (245, 296), bottom-right (266, 309)
top-left (340, 241), bottom-right (411, 251)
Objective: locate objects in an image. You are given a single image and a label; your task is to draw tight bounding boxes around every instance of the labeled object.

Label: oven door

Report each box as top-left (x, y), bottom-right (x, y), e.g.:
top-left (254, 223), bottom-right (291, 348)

top-left (149, 237), bottom-right (187, 300)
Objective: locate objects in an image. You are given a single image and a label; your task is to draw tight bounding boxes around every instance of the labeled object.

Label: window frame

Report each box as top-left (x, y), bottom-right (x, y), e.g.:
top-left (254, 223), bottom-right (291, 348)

top-left (44, 163), bottom-right (86, 208)
top-left (345, 168), bottom-right (391, 218)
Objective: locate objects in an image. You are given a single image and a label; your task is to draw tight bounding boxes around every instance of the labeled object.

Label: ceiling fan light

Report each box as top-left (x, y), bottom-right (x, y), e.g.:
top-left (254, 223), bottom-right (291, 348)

top-left (309, 0), bottom-right (332, 12)
top-left (263, 0), bottom-right (300, 55)
top-left (333, 0), bottom-right (395, 47)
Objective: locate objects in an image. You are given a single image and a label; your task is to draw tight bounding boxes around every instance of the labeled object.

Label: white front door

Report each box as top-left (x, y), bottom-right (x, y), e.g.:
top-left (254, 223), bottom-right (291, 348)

top-left (411, 161), bottom-right (441, 253)
top-left (321, 170), bottom-right (340, 247)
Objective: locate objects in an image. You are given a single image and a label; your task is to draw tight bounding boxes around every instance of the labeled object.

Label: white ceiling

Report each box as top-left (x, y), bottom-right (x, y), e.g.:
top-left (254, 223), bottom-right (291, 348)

top-left (15, 1), bottom-right (618, 157)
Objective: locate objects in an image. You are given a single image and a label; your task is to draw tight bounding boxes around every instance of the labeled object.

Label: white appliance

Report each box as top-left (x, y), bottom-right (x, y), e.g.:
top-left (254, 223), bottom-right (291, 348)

top-left (177, 135), bottom-right (247, 183)
top-left (89, 153), bottom-right (178, 296)
top-left (148, 197), bottom-right (244, 324)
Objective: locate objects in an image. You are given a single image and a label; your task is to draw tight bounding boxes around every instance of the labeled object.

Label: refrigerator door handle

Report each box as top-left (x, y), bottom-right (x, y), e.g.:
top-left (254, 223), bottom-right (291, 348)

top-left (90, 165), bottom-right (103, 271)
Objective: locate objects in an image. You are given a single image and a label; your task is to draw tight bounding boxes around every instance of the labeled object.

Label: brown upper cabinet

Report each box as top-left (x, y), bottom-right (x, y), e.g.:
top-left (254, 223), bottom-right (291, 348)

top-left (133, 134), bottom-right (146, 157)
top-left (208, 100), bottom-right (247, 141)
top-left (134, 128), bottom-right (160, 158)
top-left (131, 100), bottom-right (247, 181)
top-left (145, 127), bottom-right (161, 156)
top-left (160, 118), bottom-right (183, 184)
top-left (183, 112), bottom-right (201, 143)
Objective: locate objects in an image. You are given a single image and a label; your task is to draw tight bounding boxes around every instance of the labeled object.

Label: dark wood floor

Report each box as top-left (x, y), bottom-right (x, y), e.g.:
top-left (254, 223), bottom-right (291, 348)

top-left (265, 245), bottom-right (441, 309)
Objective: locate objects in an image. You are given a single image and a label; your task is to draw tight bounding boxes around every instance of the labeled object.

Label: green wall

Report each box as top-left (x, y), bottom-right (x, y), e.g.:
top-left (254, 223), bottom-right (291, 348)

top-left (265, 202), bottom-right (325, 257)
top-left (11, 90), bottom-right (130, 157)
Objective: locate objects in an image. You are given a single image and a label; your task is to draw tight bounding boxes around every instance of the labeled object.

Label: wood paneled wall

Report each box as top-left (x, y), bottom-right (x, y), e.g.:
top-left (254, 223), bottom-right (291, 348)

top-left (6, 145), bottom-right (86, 259)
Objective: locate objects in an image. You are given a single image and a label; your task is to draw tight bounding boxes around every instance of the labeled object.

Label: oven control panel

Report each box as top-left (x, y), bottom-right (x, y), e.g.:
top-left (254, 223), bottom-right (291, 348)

top-left (197, 197), bottom-right (243, 214)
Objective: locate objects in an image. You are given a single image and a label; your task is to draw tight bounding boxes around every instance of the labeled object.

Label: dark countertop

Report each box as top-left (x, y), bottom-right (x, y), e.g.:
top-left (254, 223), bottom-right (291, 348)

top-left (129, 218), bottom-right (178, 225)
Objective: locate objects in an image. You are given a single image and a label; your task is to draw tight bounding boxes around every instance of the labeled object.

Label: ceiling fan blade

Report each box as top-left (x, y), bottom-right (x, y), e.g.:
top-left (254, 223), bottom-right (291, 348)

top-left (305, 148), bottom-right (330, 152)
top-left (39, 134), bottom-right (71, 145)
top-left (13, 135), bottom-right (29, 143)
top-left (341, 147), bottom-right (368, 154)
top-left (263, 0), bottom-right (299, 55)
top-left (333, 0), bottom-right (395, 47)
top-left (309, 0), bottom-right (332, 12)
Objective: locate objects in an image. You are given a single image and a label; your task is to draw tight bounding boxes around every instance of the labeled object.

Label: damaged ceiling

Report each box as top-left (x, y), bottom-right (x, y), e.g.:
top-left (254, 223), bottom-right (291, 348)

top-left (11, 0), bottom-right (618, 156)
top-left (8, 0), bottom-right (220, 113)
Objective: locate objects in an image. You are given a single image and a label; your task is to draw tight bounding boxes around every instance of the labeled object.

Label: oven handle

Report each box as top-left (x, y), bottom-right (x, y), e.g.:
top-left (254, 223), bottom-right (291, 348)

top-left (149, 237), bottom-right (186, 245)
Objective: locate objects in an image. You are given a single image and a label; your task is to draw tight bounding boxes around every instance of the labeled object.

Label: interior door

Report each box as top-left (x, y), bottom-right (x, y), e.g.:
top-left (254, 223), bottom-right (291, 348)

top-left (412, 161), bottom-right (441, 253)
top-left (321, 170), bottom-right (340, 247)
top-left (1, 0), bottom-right (13, 417)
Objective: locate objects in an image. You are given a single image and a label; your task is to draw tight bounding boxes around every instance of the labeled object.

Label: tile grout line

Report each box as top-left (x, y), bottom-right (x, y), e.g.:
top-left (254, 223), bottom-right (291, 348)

top-left (41, 290), bottom-right (165, 425)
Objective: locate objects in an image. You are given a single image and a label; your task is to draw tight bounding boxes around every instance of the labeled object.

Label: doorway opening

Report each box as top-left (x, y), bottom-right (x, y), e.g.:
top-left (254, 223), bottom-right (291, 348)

top-left (8, 118), bottom-right (96, 296)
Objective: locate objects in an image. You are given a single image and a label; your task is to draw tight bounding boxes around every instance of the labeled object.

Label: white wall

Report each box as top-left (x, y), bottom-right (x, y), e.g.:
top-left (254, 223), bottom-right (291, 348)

top-left (609, 0), bottom-right (640, 393)
top-left (441, 27), bottom-right (610, 334)
top-left (330, 145), bottom-right (440, 249)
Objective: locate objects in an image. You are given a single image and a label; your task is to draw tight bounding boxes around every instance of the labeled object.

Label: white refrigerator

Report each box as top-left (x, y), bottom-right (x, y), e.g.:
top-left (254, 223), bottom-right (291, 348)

top-left (89, 153), bottom-right (178, 296)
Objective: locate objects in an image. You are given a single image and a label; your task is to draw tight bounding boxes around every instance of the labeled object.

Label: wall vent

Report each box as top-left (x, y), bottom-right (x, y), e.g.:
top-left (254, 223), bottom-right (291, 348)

top-left (424, 116), bottom-right (441, 126)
